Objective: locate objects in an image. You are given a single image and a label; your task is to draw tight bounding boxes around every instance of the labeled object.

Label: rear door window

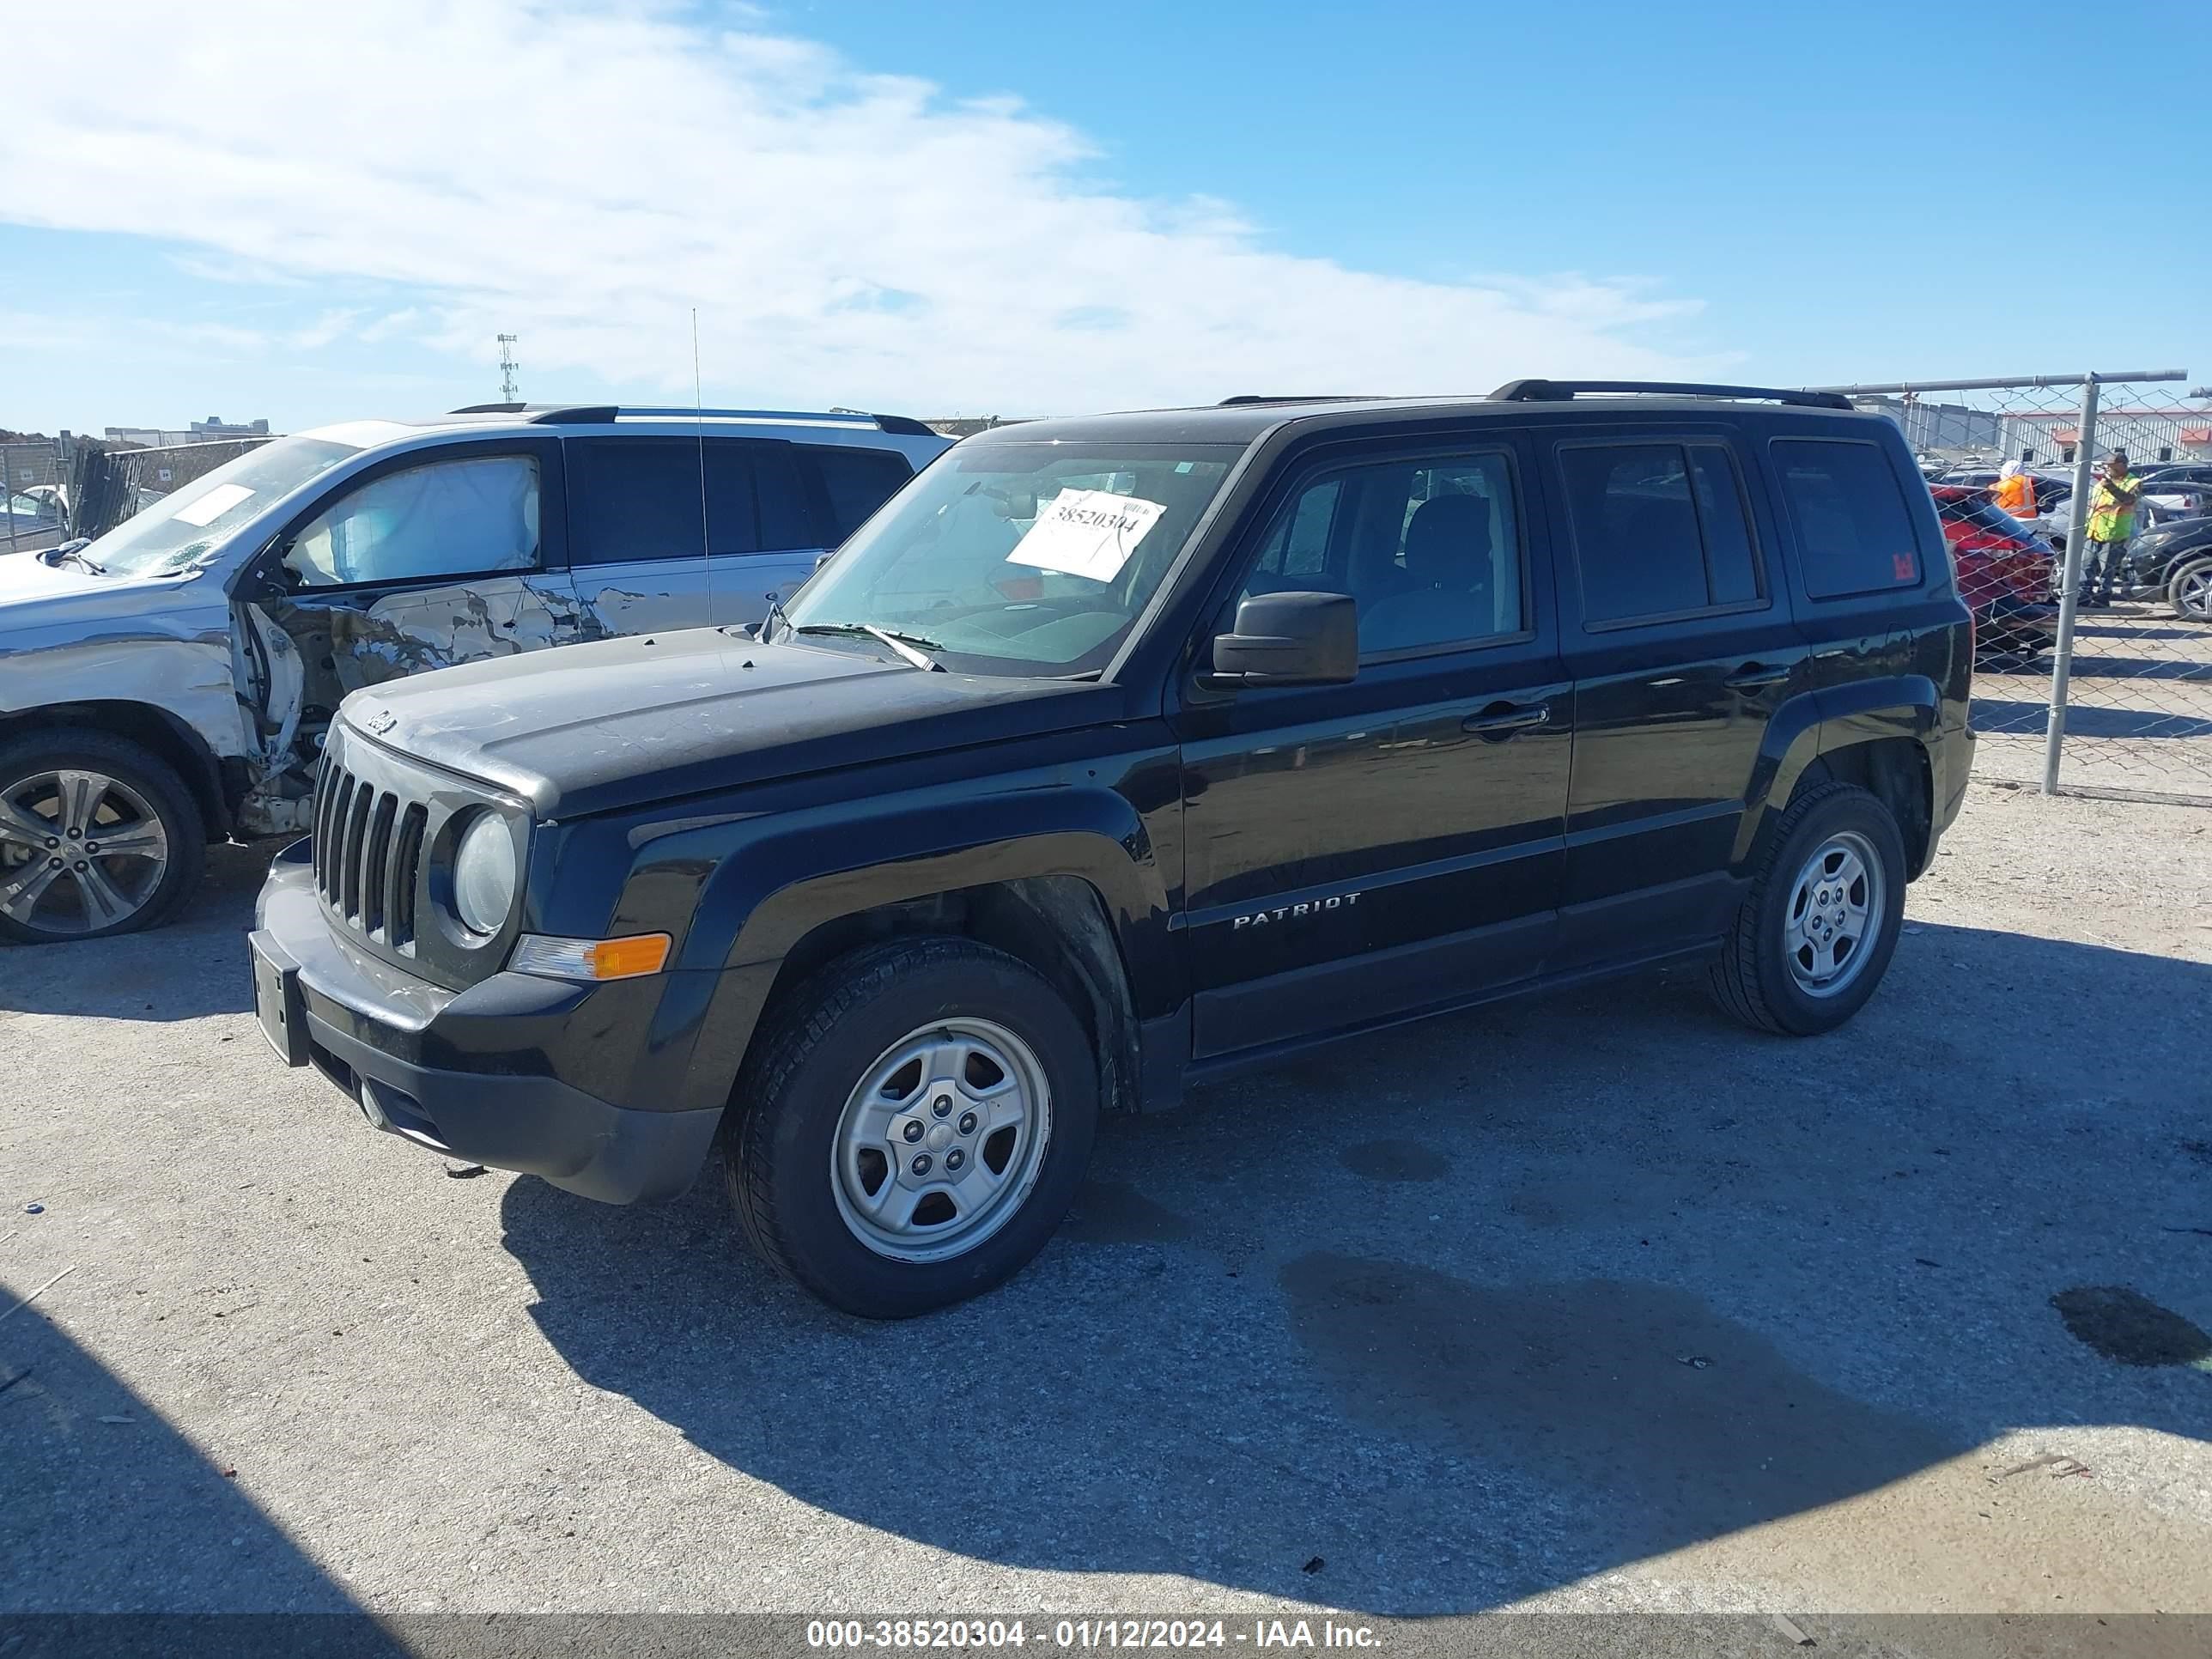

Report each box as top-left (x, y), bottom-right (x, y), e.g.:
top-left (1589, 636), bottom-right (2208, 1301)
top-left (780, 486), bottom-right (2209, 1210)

top-left (1690, 448), bottom-right (1761, 605)
top-left (567, 438), bottom-right (787, 565)
top-left (1556, 441), bottom-right (1764, 625)
top-left (1772, 439), bottom-right (1923, 598)
top-left (799, 445), bottom-right (914, 543)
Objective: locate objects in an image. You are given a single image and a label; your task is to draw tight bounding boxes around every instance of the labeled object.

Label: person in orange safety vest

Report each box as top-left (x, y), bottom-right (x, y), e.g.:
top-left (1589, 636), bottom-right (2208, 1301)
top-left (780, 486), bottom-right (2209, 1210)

top-left (1991, 460), bottom-right (2038, 520)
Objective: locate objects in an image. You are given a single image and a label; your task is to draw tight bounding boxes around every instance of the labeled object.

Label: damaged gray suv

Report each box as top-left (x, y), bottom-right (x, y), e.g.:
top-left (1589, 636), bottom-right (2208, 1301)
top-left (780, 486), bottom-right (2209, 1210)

top-left (0, 404), bottom-right (948, 944)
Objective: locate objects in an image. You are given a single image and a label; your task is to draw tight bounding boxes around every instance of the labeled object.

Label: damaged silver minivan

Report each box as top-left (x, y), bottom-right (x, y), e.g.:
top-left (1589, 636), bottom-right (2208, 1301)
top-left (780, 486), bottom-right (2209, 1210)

top-left (0, 404), bottom-right (948, 943)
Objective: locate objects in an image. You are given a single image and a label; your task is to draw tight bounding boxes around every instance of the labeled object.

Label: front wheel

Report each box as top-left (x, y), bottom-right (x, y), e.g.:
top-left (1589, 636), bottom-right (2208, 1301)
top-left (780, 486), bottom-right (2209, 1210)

top-left (1708, 782), bottom-right (1908, 1037)
top-left (725, 937), bottom-right (1099, 1317)
top-left (0, 732), bottom-right (206, 945)
top-left (2169, 557), bottom-right (2212, 623)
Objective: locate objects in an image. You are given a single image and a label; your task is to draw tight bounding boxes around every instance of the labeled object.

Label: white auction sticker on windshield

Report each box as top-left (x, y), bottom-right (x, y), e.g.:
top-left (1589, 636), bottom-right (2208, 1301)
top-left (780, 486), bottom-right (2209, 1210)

top-left (1005, 489), bottom-right (1167, 583)
top-left (171, 483), bottom-right (255, 526)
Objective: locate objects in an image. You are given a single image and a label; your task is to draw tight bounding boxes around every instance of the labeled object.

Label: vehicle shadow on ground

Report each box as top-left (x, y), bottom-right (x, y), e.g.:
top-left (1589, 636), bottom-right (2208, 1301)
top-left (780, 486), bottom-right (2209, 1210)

top-left (2070, 621), bottom-right (2199, 643)
top-left (0, 1302), bottom-right (398, 1639)
top-left (0, 842), bottom-right (273, 1020)
top-left (502, 921), bottom-right (2212, 1613)
top-left (1970, 697), bottom-right (2212, 740)
top-left (2062, 654), bottom-right (2212, 684)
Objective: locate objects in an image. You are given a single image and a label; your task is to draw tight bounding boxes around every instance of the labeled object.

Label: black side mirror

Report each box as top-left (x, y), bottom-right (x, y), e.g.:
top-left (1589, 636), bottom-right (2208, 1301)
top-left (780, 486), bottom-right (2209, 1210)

top-left (1207, 591), bottom-right (1358, 687)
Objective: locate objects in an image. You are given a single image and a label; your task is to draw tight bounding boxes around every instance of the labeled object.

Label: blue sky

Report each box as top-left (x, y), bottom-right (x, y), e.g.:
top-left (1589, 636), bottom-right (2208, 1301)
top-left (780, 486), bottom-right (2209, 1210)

top-left (3, 0), bottom-right (2206, 435)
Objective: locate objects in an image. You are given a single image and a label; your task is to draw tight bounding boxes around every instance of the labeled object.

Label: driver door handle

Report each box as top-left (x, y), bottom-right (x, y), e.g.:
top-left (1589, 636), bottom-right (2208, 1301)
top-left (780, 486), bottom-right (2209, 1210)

top-left (1723, 662), bottom-right (1791, 690)
top-left (1462, 700), bottom-right (1552, 738)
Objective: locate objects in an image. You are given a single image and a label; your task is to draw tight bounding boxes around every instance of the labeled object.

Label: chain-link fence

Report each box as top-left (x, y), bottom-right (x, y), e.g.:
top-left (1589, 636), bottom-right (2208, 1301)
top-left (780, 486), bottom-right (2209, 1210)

top-left (1823, 371), bottom-right (2212, 805)
top-left (1, 437), bottom-right (73, 553)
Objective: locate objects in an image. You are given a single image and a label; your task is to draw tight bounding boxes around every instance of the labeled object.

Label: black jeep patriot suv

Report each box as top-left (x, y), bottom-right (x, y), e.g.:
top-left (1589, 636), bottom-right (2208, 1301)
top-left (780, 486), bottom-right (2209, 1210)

top-left (251, 380), bottom-right (1974, 1316)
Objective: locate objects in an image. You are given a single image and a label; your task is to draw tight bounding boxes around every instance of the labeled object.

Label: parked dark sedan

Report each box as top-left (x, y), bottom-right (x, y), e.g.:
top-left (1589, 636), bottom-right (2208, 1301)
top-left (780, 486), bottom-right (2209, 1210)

top-left (2114, 514), bottom-right (2212, 621)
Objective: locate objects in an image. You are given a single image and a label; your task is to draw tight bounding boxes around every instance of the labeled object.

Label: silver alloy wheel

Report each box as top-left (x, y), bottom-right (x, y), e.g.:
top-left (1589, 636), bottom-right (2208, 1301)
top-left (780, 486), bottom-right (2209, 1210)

top-left (0, 769), bottom-right (170, 936)
top-left (2176, 564), bottom-right (2212, 621)
top-left (1783, 830), bottom-right (1883, 998)
top-left (830, 1017), bottom-right (1053, 1264)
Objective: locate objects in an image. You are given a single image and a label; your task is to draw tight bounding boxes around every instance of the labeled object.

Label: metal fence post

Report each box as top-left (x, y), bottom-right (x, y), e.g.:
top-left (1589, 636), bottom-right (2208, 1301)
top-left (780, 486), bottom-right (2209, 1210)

top-left (2041, 375), bottom-right (2102, 793)
top-left (1, 447), bottom-right (14, 549)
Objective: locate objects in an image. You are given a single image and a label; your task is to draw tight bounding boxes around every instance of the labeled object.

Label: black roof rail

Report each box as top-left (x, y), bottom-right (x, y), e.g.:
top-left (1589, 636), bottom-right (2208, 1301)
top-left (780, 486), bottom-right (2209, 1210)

top-left (447, 402), bottom-right (617, 421)
top-left (1488, 379), bottom-right (1854, 411)
top-left (1218, 394), bottom-right (1384, 406)
top-left (449, 403), bottom-right (934, 433)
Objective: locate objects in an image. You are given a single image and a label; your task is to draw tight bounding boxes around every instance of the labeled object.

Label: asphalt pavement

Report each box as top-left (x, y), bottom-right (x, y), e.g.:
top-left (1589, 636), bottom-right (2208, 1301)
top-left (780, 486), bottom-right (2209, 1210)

top-left (3, 784), bottom-right (2209, 1650)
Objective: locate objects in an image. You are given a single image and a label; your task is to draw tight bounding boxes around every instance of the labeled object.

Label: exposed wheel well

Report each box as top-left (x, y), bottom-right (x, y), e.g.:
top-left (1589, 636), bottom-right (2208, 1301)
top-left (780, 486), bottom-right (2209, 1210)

top-left (1798, 738), bottom-right (1933, 876)
top-left (0, 702), bottom-right (234, 840)
top-left (760, 876), bottom-right (1142, 1115)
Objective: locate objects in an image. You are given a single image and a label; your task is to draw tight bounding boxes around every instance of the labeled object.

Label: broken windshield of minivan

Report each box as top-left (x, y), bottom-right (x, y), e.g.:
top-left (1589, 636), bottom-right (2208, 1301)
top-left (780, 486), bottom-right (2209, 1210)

top-left (1004, 489), bottom-right (1167, 583)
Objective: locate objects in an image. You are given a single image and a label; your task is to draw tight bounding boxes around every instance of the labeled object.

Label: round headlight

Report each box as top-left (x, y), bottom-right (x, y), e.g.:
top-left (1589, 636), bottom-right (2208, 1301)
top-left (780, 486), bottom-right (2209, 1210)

top-left (451, 813), bottom-right (518, 935)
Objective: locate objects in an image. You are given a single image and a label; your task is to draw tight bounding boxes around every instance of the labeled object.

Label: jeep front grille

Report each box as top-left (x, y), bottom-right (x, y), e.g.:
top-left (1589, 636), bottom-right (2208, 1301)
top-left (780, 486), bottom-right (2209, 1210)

top-left (308, 720), bottom-right (525, 991)
top-left (313, 753), bottom-right (431, 951)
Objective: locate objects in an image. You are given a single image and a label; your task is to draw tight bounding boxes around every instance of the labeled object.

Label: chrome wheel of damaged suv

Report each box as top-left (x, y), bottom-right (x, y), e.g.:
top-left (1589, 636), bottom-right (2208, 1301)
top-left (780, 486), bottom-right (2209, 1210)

top-left (0, 734), bottom-right (204, 944)
top-left (831, 1017), bottom-right (1054, 1263)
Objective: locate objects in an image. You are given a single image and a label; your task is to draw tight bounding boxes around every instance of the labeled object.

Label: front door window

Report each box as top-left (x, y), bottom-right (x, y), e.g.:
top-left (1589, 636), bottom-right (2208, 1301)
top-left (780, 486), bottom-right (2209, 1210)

top-left (285, 456), bottom-right (539, 587)
top-left (1237, 452), bottom-right (1524, 657)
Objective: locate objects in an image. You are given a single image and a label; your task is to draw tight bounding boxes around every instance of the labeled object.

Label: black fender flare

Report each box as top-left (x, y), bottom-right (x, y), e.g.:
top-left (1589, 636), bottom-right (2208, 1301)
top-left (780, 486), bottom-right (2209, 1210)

top-left (672, 786), bottom-right (1174, 1115)
top-left (1729, 676), bottom-right (1942, 870)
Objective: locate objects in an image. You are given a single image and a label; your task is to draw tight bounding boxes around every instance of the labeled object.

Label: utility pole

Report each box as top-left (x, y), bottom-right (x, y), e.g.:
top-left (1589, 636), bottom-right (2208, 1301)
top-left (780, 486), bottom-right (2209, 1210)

top-left (497, 334), bottom-right (520, 403)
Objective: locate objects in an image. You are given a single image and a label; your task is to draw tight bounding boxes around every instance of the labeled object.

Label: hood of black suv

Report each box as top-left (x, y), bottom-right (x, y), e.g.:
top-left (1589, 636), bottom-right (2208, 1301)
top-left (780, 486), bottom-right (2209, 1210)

top-left (342, 627), bottom-right (1119, 818)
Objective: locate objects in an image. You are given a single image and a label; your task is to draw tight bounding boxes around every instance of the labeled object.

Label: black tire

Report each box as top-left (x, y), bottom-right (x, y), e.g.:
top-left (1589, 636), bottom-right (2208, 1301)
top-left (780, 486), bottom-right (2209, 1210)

top-left (1707, 781), bottom-right (1908, 1037)
top-left (0, 730), bottom-right (206, 945)
top-left (724, 936), bottom-right (1099, 1318)
top-left (2168, 556), bottom-right (2212, 623)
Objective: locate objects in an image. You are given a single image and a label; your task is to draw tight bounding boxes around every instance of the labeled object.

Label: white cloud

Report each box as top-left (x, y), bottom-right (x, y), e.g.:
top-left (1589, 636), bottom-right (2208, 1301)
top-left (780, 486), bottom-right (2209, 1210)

top-left (1, 1), bottom-right (1729, 413)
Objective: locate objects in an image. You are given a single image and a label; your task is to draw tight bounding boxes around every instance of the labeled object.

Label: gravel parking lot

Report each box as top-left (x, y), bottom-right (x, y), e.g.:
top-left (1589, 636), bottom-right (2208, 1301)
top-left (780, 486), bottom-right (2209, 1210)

top-left (3, 785), bottom-right (2209, 1644)
top-left (1972, 602), bottom-right (2212, 798)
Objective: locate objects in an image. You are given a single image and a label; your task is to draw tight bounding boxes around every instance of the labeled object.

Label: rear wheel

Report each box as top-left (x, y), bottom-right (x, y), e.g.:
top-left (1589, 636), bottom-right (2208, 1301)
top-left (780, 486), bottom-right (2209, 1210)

top-left (725, 937), bottom-right (1099, 1317)
top-left (1707, 782), bottom-right (1907, 1037)
top-left (2169, 557), bottom-right (2212, 623)
top-left (0, 732), bottom-right (205, 945)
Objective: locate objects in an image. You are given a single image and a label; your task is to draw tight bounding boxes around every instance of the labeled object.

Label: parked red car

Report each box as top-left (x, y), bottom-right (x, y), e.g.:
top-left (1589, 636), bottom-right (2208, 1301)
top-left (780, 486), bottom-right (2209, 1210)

top-left (1931, 484), bottom-right (2057, 663)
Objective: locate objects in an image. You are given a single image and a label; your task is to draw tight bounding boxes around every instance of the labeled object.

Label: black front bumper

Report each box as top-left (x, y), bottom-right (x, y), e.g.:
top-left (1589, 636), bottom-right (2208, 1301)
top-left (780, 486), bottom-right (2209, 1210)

top-left (250, 841), bottom-right (720, 1203)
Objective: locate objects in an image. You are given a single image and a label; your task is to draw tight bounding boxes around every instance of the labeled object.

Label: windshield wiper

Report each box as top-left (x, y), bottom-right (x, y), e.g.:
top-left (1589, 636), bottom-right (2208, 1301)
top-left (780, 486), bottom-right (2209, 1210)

top-left (795, 622), bottom-right (947, 672)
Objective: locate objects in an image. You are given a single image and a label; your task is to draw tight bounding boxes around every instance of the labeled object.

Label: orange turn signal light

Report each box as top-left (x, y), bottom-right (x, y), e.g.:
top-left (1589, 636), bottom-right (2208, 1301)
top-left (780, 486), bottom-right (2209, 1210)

top-left (511, 931), bottom-right (672, 982)
top-left (582, 933), bottom-right (672, 980)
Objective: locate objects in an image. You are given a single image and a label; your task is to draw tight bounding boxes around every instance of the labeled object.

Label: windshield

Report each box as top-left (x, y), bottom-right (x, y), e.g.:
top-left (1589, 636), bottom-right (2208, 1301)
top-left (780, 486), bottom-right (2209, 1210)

top-left (781, 442), bottom-right (1240, 676)
top-left (82, 436), bottom-right (362, 577)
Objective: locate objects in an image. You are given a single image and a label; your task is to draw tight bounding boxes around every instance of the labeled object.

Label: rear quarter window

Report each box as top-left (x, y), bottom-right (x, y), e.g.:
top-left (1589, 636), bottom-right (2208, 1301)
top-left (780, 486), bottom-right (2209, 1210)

top-left (1772, 438), bottom-right (1923, 599)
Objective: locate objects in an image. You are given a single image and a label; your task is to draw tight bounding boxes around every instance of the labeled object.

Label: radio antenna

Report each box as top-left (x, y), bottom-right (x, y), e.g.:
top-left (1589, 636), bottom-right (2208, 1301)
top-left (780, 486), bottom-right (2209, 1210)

top-left (692, 307), bottom-right (711, 620)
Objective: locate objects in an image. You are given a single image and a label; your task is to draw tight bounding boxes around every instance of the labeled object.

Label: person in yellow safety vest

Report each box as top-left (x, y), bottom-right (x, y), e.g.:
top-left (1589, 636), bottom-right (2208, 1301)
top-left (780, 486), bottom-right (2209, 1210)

top-left (2081, 450), bottom-right (2144, 609)
top-left (1990, 460), bottom-right (2038, 520)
